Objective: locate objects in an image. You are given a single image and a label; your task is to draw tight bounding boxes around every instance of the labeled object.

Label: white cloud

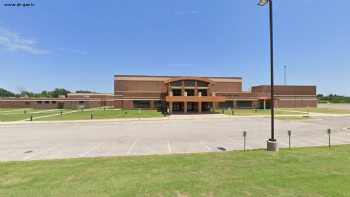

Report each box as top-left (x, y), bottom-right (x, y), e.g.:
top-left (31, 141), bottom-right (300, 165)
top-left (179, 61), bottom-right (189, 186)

top-left (0, 28), bottom-right (50, 55)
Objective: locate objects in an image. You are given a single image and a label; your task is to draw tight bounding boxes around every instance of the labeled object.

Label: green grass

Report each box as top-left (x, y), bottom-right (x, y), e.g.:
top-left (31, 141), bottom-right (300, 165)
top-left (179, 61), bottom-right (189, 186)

top-left (218, 109), bottom-right (303, 116)
top-left (1, 107), bottom-right (349, 122)
top-left (1, 145), bottom-right (350, 196)
top-left (0, 108), bottom-right (163, 122)
top-left (36, 109), bottom-right (163, 121)
top-left (0, 108), bottom-right (73, 122)
top-left (219, 108), bottom-right (350, 116)
top-left (276, 116), bottom-right (310, 120)
top-left (286, 108), bottom-right (350, 114)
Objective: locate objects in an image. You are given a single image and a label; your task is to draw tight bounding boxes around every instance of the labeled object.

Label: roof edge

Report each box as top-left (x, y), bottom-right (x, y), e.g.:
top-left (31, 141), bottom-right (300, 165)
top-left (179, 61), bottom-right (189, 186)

top-left (114, 74), bottom-right (242, 80)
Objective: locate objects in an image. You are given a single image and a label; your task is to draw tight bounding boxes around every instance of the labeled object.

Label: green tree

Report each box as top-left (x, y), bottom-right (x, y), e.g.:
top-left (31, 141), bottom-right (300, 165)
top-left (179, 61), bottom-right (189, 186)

top-left (48, 88), bottom-right (71, 98)
top-left (0, 88), bottom-right (16, 97)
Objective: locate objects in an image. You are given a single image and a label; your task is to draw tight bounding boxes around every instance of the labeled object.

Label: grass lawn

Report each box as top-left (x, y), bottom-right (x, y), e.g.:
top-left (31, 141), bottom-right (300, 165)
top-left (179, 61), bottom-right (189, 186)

top-left (0, 108), bottom-right (163, 122)
top-left (0, 108), bottom-right (72, 122)
top-left (218, 109), bottom-right (303, 116)
top-left (1, 145), bottom-right (350, 196)
top-left (37, 109), bottom-right (163, 121)
top-left (276, 116), bottom-right (310, 120)
top-left (285, 108), bottom-right (350, 114)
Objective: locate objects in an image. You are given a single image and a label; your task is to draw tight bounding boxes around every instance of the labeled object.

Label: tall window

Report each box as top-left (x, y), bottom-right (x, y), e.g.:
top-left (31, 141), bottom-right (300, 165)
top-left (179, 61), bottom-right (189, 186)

top-left (184, 80), bottom-right (195, 87)
top-left (185, 89), bottom-right (195, 96)
top-left (197, 81), bottom-right (208, 87)
top-left (170, 81), bottom-right (182, 87)
top-left (133, 100), bottom-right (151, 108)
top-left (172, 89), bottom-right (182, 96)
top-left (198, 89), bottom-right (207, 96)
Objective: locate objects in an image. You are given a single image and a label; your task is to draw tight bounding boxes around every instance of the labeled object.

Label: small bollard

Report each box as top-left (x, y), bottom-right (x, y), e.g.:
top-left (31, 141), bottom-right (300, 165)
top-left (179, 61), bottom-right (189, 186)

top-left (60, 111), bottom-right (63, 116)
top-left (243, 131), bottom-right (247, 152)
top-left (30, 115), bottom-right (33, 121)
top-left (327, 128), bottom-right (331, 149)
top-left (231, 109), bottom-right (234, 115)
top-left (222, 109), bottom-right (224, 114)
top-left (288, 130), bottom-right (292, 149)
top-left (90, 113), bottom-right (93, 120)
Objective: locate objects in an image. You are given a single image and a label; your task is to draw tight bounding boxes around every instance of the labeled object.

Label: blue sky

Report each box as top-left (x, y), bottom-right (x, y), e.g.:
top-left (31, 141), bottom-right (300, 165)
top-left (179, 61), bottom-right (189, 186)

top-left (0, 0), bottom-right (349, 95)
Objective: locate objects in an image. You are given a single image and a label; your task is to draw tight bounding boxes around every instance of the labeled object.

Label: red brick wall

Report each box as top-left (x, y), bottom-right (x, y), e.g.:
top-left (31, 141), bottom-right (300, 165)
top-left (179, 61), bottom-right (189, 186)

top-left (115, 80), bottom-right (166, 95)
top-left (276, 99), bottom-right (317, 108)
top-left (252, 85), bottom-right (316, 97)
top-left (211, 82), bottom-right (242, 93)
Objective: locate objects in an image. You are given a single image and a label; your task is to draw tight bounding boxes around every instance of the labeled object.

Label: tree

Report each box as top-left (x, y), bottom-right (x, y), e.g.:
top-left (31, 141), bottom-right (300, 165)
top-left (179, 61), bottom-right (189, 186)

top-left (48, 88), bottom-right (71, 98)
top-left (20, 90), bottom-right (35, 97)
top-left (40, 90), bottom-right (49, 97)
top-left (0, 88), bottom-right (16, 97)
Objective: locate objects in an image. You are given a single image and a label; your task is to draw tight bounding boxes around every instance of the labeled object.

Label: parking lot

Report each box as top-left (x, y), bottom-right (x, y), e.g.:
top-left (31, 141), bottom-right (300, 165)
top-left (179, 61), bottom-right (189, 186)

top-left (1, 115), bottom-right (350, 161)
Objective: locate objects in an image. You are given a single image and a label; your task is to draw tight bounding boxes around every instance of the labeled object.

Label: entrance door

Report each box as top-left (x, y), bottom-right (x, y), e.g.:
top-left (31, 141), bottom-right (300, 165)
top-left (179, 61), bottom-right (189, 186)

top-left (201, 102), bottom-right (212, 112)
top-left (187, 102), bottom-right (198, 113)
top-left (172, 102), bottom-right (184, 113)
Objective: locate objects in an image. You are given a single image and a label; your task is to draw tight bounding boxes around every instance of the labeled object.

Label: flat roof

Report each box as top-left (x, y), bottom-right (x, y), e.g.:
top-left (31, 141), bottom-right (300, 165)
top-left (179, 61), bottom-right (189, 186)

top-left (114, 74), bottom-right (242, 80)
top-left (252, 85), bottom-right (316, 88)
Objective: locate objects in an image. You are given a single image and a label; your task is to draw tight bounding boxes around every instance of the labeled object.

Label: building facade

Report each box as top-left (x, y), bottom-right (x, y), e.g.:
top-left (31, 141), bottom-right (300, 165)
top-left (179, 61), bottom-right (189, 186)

top-left (0, 74), bottom-right (317, 112)
top-left (113, 75), bottom-right (317, 113)
top-left (0, 93), bottom-right (115, 109)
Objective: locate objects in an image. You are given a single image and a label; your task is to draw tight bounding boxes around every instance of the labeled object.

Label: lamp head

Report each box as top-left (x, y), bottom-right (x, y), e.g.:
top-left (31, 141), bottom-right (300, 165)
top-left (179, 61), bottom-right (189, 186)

top-left (258, 0), bottom-right (269, 6)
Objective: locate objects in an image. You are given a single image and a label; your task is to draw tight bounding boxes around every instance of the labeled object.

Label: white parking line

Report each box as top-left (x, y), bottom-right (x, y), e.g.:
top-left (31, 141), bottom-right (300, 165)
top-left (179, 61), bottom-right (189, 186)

top-left (22, 146), bottom-right (58, 160)
top-left (126, 139), bottom-right (138, 155)
top-left (79, 143), bottom-right (104, 157)
top-left (167, 141), bottom-right (172, 153)
top-left (200, 141), bottom-right (212, 151)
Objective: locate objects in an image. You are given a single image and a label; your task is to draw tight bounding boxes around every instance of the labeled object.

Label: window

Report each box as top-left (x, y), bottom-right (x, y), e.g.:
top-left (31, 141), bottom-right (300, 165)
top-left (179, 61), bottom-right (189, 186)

top-left (219, 101), bottom-right (234, 109)
top-left (45, 101), bottom-right (50, 104)
top-left (154, 101), bottom-right (162, 109)
top-left (198, 89), bottom-right (207, 96)
top-left (37, 101), bottom-right (42, 104)
top-left (172, 89), bottom-right (182, 96)
top-left (184, 80), bottom-right (195, 87)
top-left (237, 101), bottom-right (253, 108)
top-left (197, 81), bottom-right (208, 87)
top-left (185, 89), bottom-right (195, 96)
top-left (79, 101), bottom-right (85, 104)
top-left (52, 101), bottom-right (57, 104)
top-left (133, 100), bottom-right (151, 108)
top-left (170, 81), bottom-right (182, 87)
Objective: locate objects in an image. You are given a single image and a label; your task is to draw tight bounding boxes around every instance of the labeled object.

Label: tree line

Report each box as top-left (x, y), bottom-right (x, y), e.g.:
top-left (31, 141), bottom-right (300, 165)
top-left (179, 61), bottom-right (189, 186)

top-left (317, 94), bottom-right (350, 103)
top-left (0, 88), bottom-right (95, 98)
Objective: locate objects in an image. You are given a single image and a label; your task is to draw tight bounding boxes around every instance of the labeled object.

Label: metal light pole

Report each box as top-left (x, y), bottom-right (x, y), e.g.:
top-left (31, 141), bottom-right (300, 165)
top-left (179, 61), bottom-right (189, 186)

top-left (284, 65), bottom-right (287, 85)
top-left (258, 0), bottom-right (278, 151)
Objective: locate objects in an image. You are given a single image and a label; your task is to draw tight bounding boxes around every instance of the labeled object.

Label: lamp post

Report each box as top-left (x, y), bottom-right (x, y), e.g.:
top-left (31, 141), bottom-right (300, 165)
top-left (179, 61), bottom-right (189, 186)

top-left (258, 0), bottom-right (278, 151)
